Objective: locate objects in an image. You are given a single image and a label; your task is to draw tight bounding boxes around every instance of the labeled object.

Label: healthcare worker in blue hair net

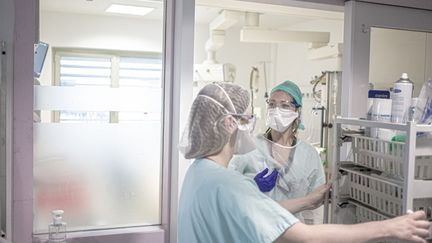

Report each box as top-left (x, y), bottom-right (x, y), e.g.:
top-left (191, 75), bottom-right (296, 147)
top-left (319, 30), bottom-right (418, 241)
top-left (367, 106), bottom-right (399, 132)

top-left (230, 80), bottom-right (328, 224)
top-left (177, 82), bottom-right (430, 243)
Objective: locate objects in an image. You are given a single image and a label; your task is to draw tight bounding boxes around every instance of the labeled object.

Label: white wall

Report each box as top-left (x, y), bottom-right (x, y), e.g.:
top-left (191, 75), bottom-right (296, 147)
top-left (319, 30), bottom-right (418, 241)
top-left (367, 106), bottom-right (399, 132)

top-left (39, 11), bottom-right (164, 86)
top-left (194, 18), bottom-right (344, 143)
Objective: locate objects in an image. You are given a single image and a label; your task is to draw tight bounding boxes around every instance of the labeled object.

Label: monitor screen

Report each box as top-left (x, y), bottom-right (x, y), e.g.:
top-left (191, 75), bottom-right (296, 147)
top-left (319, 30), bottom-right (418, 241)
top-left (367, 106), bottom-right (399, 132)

top-left (34, 41), bottom-right (49, 78)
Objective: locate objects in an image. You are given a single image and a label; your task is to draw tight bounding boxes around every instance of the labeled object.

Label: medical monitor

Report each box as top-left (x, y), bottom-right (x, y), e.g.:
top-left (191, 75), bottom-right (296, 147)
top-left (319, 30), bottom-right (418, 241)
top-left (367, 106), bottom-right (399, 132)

top-left (34, 41), bottom-right (49, 78)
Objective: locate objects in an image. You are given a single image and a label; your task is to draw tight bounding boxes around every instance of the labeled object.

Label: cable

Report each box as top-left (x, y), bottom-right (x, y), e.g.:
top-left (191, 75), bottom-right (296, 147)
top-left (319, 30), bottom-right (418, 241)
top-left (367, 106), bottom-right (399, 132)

top-left (262, 62), bottom-right (269, 99)
top-left (311, 72), bottom-right (326, 103)
top-left (249, 66), bottom-right (259, 114)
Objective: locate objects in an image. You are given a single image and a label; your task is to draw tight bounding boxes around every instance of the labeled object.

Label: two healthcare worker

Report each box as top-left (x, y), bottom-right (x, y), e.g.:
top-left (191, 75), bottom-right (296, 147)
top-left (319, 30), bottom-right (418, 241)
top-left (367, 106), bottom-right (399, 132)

top-left (177, 82), bottom-right (430, 243)
top-left (230, 80), bottom-right (327, 223)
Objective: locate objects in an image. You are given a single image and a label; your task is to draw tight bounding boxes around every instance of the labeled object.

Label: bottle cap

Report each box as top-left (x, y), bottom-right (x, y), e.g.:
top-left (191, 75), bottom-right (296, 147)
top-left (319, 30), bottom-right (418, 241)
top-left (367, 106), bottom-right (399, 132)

top-left (52, 210), bottom-right (64, 225)
top-left (401, 73), bottom-right (409, 79)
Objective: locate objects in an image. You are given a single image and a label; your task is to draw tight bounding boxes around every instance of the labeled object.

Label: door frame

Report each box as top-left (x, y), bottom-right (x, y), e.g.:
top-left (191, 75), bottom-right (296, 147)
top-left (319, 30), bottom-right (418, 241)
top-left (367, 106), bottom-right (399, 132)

top-left (6, 0), bottom-right (195, 242)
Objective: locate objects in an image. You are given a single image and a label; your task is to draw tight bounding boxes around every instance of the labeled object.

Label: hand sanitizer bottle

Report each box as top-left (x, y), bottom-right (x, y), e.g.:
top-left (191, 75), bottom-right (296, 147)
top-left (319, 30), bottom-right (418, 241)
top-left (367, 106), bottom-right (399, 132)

top-left (48, 210), bottom-right (67, 243)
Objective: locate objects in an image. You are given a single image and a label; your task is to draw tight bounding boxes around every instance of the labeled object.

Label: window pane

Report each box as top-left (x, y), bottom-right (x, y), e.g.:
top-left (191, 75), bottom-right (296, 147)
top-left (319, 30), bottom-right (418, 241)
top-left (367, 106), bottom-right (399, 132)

top-left (58, 56), bottom-right (112, 123)
top-left (60, 56), bottom-right (112, 68)
top-left (60, 77), bottom-right (111, 87)
top-left (119, 57), bottom-right (162, 88)
top-left (34, 52), bottom-right (163, 233)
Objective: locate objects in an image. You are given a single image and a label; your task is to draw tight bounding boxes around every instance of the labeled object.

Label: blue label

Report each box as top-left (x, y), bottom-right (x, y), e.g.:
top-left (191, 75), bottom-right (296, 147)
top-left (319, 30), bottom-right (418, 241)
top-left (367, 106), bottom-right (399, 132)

top-left (368, 90), bottom-right (390, 99)
top-left (394, 89), bottom-right (402, 93)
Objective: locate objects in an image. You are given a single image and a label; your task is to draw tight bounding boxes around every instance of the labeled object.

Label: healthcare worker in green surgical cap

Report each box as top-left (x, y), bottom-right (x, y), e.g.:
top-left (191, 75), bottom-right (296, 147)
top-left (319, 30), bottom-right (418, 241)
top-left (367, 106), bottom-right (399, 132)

top-left (230, 80), bottom-right (329, 224)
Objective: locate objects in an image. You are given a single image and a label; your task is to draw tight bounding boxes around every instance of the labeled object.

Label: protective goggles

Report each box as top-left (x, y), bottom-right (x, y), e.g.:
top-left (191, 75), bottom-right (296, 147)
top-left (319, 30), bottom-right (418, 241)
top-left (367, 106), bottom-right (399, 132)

top-left (228, 113), bottom-right (256, 131)
top-left (266, 99), bottom-right (299, 111)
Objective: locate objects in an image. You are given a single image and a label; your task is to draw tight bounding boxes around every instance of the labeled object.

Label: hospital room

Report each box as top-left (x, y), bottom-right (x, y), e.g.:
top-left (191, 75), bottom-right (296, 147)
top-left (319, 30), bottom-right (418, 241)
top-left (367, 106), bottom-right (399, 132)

top-left (0, 0), bottom-right (432, 242)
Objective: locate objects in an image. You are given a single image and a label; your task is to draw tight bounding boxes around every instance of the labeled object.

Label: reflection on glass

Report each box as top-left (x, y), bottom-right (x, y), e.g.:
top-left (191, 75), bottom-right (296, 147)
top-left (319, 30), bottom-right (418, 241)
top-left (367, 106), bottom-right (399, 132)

top-left (369, 27), bottom-right (432, 96)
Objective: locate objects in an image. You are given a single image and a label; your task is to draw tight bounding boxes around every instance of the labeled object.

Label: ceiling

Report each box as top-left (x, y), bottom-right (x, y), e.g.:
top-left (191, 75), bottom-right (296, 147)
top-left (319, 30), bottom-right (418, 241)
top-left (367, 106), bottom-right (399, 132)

top-left (40, 0), bottom-right (165, 21)
top-left (40, 0), bottom-right (343, 26)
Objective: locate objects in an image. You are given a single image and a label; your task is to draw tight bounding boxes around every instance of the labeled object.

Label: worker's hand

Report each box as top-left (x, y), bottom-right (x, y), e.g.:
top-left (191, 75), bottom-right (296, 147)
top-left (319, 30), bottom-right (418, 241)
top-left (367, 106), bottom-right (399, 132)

top-left (304, 183), bottom-right (331, 210)
top-left (385, 210), bottom-right (431, 243)
top-left (254, 168), bottom-right (278, 192)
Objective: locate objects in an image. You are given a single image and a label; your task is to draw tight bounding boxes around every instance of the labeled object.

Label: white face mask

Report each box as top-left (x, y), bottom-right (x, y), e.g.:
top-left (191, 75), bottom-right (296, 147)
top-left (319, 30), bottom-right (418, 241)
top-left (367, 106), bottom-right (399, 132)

top-left (266, 108), bottom-right (298, 132)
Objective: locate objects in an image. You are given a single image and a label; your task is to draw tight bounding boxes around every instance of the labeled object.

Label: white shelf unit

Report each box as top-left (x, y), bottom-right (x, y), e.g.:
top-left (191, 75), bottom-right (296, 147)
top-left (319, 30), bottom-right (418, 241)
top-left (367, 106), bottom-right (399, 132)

top-left (330, 117), bottom-right (432, 225)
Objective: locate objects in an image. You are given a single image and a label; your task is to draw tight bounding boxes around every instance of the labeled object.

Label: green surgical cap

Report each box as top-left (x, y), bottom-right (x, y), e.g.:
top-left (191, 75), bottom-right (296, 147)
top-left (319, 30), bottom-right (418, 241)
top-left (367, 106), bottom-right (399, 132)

top-left (270, 80), bottom-right (302, 107)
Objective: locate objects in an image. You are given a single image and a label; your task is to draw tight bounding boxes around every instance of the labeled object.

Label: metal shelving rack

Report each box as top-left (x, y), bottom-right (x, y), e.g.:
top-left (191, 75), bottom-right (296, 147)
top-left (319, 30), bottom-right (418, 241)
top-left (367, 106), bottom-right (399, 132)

top-left (330, 117), bottom-right (432, 225)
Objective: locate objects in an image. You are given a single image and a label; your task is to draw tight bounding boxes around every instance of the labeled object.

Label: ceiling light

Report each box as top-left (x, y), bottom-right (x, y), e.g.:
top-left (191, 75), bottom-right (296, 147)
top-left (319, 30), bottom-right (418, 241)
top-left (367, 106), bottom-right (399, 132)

top-left (105, 4), bottom-right (154, 16)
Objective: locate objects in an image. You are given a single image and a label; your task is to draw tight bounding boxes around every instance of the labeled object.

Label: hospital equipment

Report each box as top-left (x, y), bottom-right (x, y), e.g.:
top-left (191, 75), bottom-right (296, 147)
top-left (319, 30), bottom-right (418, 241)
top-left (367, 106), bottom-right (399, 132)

top-left (370, 95), bottom-right (392, 140)
top-left (367, 90), bottom-right (391, 137)
top-left (249, 66), bottom-right (259, 114)
top-left (33, 41), bottom-right (49, 79)
top-left (328, 117), bottom-right (432, 231)
top-left (193, 63), bottom-right (236, 83)
top-left (391, 73), bottom-right (414, 123)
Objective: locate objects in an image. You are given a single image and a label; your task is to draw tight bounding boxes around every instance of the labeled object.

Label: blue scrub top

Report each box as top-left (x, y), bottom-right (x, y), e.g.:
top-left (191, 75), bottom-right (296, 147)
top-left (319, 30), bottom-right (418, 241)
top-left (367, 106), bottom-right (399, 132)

top-left (178, 158), bottom-right (299, 243)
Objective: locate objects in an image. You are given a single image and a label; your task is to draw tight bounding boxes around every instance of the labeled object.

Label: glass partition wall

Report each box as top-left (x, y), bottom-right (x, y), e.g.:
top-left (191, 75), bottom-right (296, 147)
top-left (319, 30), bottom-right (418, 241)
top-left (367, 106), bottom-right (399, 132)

top-left (34, 0), bottom-right (166, 234)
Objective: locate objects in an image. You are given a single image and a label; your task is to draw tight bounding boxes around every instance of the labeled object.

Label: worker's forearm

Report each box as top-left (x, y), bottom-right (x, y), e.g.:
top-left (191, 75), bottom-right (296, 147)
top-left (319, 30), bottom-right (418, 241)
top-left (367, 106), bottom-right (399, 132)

top-left (278, 221), bottom-right (389, 243)
top-left (278, 197), bottom-right (311, 214)
top-left (305, 221), bottom-right (388, 243)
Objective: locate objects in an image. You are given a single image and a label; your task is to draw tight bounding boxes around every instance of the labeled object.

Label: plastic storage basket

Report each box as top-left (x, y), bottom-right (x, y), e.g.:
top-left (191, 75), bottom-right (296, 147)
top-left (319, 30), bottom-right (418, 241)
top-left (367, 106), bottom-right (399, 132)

top-left (355, 202), bottom-right (389, 223)
top-left (354, 203), bottom-right (398, 243)
top-left (351, 135), bottom-right (432, 179)
top-left (342, 165), bottom-right (403, 217)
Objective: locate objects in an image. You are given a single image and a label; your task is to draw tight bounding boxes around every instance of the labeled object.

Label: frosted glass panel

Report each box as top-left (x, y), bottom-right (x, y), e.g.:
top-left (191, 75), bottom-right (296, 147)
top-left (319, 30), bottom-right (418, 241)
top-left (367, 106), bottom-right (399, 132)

top-left (59, 111), bottom-right (110, 123)
top-left (34, 86), bottom-right (162, 112)
top-left (33, 123), bottom-right (162, 232)
top-left (60, 77), bottom-right (111, 87)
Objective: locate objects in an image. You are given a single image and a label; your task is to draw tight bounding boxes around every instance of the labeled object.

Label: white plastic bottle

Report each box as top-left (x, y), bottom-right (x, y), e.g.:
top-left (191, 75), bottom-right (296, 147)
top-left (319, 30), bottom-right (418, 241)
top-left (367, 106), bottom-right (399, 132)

top-left (48, 210), bottom-right (67, 243)
top-left (391, 73), bottom-right (414, 123)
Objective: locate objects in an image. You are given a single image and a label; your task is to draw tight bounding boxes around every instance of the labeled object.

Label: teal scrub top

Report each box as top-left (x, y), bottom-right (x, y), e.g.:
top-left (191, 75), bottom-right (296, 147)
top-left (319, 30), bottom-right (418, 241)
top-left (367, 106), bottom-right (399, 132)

top-left (178, 158), bottom-right (299, 243)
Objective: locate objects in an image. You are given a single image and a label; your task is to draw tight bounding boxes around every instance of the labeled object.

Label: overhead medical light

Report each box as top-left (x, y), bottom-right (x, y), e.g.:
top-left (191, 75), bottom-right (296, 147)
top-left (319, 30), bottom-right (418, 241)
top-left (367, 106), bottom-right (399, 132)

top-left (105, 4), bottom-right (154, 16)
